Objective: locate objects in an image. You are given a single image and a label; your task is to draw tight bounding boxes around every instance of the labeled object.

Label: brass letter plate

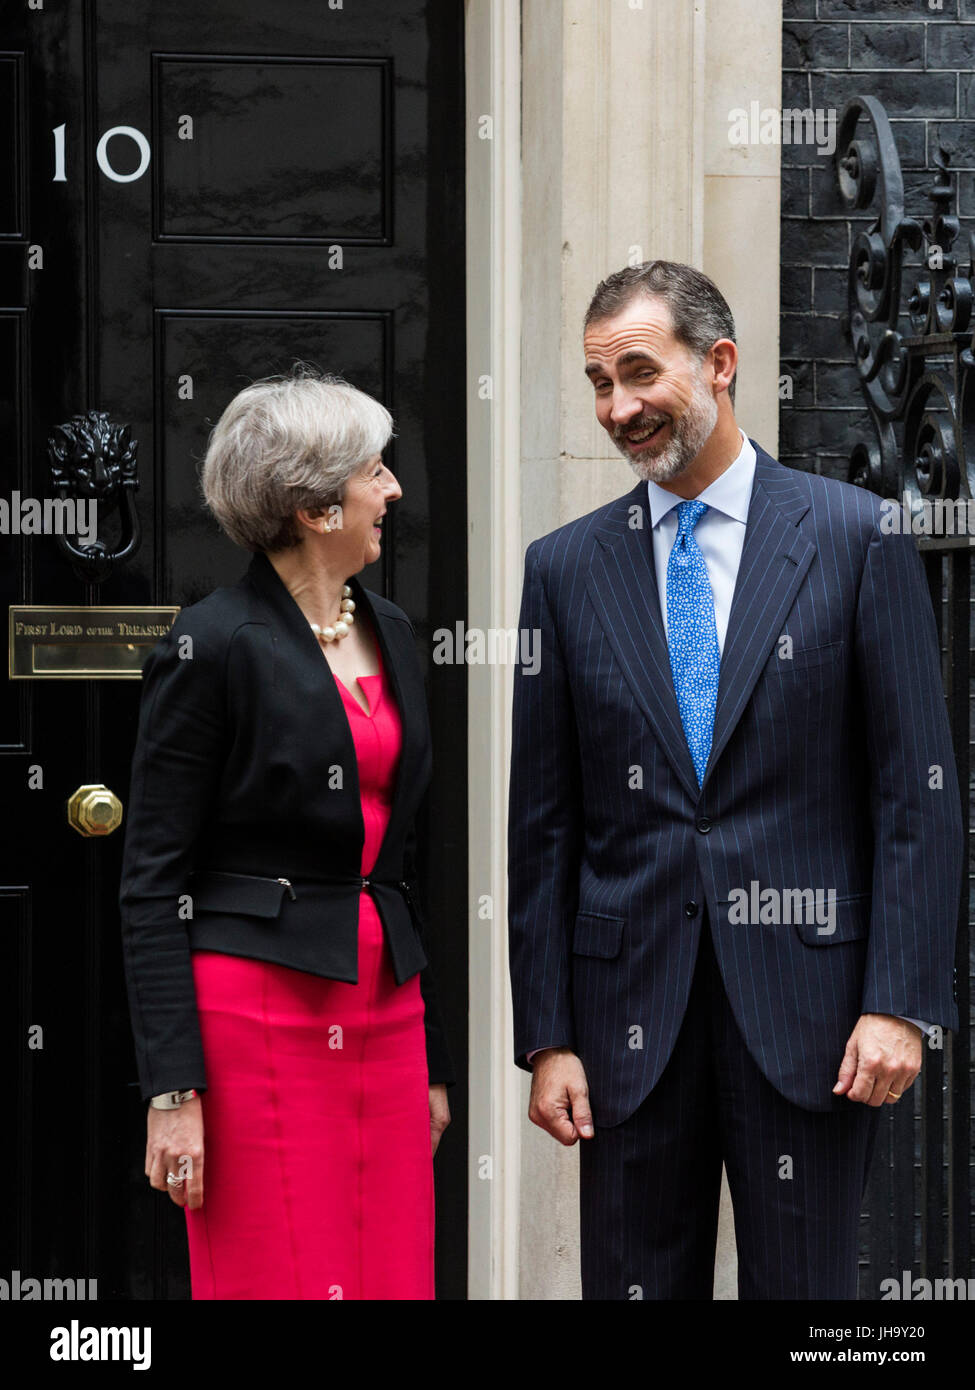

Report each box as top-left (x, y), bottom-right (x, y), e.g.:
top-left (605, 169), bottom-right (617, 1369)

top-left (8, 606), bottom-right (180, 679)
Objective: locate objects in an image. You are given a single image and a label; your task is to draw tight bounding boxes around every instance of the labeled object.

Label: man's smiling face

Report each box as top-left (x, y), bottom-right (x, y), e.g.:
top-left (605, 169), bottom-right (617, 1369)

top-left (583, 293), bottom-right (718, 483)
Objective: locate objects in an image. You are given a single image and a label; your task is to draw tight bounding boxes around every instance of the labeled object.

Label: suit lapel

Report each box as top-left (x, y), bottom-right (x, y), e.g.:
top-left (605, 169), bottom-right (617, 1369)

top-left (585, 483), bottom-right (701, 801)
top-left (704, 449), bottom-right (814, 786)
top-left (584, 445), bottom-right (815, 800)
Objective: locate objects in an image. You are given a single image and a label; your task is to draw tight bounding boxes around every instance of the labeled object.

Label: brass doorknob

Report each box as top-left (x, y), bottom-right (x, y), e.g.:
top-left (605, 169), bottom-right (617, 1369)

top-left (67, 783), bottom-right (123, 837)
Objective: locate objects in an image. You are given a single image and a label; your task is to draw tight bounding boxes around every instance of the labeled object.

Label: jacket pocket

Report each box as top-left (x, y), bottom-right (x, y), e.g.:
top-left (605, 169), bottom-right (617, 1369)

top-left (769, 640), bottom-right (842, 674)
top-left (187, 870), bottom-right (290, 919)
top-left (794, 891), bottom-right (870, 945)
top-left (572, 912), bottom-right (624, 959)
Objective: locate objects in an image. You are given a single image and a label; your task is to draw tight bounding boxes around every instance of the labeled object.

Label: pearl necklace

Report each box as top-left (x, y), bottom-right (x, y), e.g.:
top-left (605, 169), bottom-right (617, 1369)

top-left (309, 584), bottom-right (356, 643)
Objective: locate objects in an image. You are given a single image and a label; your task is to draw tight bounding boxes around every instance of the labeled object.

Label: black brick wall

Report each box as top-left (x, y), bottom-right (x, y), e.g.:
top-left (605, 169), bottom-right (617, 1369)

top-left (780, 2), bottom-right (975, 1299)
top-left (779, 0), bottom-right (975, 475)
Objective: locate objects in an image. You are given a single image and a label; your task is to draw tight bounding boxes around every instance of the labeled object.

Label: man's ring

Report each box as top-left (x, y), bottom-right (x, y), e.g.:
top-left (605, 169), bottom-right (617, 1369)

top-left (166, 1171), bottom-right (184, 1186)
top-left (887, 1090), bottom-right (902, 1100)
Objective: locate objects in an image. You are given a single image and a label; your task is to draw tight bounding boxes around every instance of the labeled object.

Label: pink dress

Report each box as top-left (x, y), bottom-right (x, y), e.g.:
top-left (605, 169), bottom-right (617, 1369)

top-left (184, 644), bottom-right (434, 1299)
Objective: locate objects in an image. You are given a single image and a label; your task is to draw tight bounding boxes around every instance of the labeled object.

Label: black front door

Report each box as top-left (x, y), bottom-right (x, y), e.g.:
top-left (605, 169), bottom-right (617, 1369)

top-left (1, 0), bottom-right (467, 1300)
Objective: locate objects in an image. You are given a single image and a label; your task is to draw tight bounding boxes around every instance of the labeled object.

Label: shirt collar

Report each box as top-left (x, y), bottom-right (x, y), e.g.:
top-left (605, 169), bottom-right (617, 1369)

top-left (646, 429), bottom-right (756, 528)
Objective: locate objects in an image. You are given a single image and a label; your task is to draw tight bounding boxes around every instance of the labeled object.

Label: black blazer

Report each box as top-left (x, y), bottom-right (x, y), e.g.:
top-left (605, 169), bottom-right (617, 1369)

top-left (118, 549), bottom-right (454, 1100)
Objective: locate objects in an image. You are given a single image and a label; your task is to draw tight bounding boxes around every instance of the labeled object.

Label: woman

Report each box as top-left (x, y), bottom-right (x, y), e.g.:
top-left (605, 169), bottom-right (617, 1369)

top-left (118, 366), bottom-right (453, 1300)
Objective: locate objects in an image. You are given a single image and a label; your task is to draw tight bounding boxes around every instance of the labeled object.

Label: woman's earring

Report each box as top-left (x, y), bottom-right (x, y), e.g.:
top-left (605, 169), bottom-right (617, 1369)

top-left (321, 521), bottom-right (330, 534)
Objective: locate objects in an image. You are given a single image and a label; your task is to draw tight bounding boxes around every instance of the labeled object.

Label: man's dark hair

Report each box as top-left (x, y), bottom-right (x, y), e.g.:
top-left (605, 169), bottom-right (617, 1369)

top-left (584, 260), bottom-right (737, 405)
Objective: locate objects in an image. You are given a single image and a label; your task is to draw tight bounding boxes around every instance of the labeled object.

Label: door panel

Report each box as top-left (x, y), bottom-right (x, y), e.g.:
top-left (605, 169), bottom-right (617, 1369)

top-left (156, 310), bottom-right (389, 595)
top-left (154, 55), bottom-right (391, 243)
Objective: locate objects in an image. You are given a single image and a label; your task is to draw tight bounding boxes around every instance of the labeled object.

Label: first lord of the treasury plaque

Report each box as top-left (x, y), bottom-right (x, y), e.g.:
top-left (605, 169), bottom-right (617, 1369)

top-left (8, 607), bottom-right (180, 679)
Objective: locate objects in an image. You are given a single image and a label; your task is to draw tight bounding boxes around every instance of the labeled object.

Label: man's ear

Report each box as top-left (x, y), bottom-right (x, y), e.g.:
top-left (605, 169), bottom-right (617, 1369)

top-left (709, 338), bottom-right (738, 396)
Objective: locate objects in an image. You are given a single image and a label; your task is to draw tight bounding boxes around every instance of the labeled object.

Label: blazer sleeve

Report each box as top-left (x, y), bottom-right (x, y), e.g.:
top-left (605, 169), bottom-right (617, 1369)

top-left (118, 614), bottom-right (230, 1100)
top-left (853, 518), bottom-right (963, 1028)
top-left (403, 819), bottom-right (456, 1087)
top-left (507, 543), bottom-right (584, 1071)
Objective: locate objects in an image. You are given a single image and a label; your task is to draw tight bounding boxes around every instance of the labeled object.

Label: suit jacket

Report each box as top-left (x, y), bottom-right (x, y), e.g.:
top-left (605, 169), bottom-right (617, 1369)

top-left (119, 549), bottom-right (454, 1100)
top-left (507, 442), bottom-right (963, 1127)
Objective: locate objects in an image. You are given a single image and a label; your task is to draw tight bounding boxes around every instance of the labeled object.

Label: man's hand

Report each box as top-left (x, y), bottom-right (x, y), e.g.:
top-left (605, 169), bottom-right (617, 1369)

top-left (528, 1046), bottom-right (594, 1144)
top-left (833, 1013), bottom-right (922, 1106)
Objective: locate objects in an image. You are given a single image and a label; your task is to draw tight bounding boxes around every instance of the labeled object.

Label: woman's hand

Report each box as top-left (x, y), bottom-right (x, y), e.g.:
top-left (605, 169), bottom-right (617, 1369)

top-left (429, 1084), bottom-right (450, 1157)
top-left (146, 1096), bottom-right (205, 1209)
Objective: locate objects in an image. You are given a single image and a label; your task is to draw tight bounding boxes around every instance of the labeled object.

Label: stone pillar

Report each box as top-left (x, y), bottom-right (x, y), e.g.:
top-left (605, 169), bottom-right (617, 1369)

top-left (515, 0), bottom-right (783, 1301)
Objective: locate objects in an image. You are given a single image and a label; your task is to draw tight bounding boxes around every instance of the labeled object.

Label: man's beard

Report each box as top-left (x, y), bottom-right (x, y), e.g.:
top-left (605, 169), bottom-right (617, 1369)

top-left (612, 371), bottom-right (719, 483)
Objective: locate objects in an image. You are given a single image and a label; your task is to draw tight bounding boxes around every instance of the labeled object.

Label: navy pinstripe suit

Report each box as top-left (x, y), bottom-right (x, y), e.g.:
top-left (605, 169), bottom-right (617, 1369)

top-left (507, 441), bottom-right (963, 1298)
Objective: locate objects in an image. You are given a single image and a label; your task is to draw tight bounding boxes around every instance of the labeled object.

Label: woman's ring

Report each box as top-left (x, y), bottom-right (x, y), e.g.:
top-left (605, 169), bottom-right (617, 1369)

top-left (166, 1171), bottom-right (184, 1186)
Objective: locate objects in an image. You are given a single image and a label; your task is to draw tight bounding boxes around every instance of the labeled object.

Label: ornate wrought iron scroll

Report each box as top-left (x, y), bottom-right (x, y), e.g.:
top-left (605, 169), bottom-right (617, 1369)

top-left (836, 96), bottom-right (975, 536)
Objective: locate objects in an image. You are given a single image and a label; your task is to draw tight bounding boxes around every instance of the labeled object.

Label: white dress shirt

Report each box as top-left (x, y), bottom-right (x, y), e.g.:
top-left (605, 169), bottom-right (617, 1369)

top-left (647, 428), bottom-right (755, 656)
top-left (527, 430), bottom-right (931, 1058)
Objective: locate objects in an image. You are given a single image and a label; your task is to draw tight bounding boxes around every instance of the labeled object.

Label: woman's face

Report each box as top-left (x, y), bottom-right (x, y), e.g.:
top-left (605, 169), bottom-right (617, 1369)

top-left (331, 453), bottom-right (403, 571)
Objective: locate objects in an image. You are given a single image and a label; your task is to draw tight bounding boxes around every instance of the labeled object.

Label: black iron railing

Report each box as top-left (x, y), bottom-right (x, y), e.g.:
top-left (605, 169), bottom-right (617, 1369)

top-left (834, 96), bottom-right (973, 1297)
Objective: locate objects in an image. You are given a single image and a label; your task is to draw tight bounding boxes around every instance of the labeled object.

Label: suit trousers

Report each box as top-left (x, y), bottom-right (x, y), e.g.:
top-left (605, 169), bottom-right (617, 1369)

top-left (579, 907), bottom-right (882, 1300)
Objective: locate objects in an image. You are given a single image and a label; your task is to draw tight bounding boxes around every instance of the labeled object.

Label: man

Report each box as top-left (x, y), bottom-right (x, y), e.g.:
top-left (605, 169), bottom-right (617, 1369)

top-left (507, 260), bottom-right (962, 1300)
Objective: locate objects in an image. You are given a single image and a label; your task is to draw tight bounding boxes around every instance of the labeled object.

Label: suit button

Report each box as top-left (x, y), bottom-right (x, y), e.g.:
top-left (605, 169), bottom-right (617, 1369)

top-left (696, 817), bottom-right (712, 833)
top-left (684, 901), bottom-right (699, 918)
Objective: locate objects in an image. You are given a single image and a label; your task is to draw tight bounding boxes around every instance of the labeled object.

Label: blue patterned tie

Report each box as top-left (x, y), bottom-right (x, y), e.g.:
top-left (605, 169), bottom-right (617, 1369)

top-left (666, 500), bottom-right (720, 787)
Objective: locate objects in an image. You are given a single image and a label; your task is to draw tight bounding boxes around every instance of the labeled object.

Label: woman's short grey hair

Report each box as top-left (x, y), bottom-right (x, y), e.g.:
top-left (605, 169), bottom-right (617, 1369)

top-left (201, 364), bottom-right (395, 552)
